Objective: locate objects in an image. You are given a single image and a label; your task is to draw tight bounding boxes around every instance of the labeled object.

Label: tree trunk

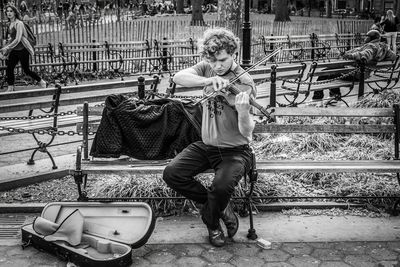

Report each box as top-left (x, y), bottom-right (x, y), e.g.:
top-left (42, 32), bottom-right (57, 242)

top-left (191, 0), bottom-right (205, 25)
top-left (217, 0), bottom-right (241, 33)
top-left (274, 0), bottom-right (290, 21)
top-left (176, 0), bottom-right (184, 14)
top-left (396, 1), bottom-right (400, 18)
top-left (326, 0), bottom-right (332, 18)
top-left (218, 0), bottom-right (242, 21)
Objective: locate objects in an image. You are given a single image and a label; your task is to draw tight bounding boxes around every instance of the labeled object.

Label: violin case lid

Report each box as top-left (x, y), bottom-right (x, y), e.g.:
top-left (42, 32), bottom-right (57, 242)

top-left (21, 202), bottom-right (156, 267)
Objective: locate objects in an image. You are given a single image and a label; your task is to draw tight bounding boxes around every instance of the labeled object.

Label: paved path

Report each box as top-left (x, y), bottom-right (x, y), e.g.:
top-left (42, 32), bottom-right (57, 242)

top-left (1, 212), bottom-right (400, 266)
top-left (1, 241), bottom-right (400, 267)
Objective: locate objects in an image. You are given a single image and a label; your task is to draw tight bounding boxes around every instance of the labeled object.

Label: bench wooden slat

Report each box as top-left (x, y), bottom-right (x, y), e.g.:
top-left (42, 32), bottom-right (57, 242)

top-left (76, 106), bottom-right (104, 116)
top-left (256, 160), bottom-right (400, 173)
top-left (314, 68), bottom-right (356, 76)
top-left (253, 124), bottom-right (395, 134)
top-left (272, 107), bottom-right (394, 117)
top-left (80, 159), bottom-right (400, 174)
top-left (314, 61), bottom-right (356, 69)
top-left (79, 121), bottom-right (395, 135)
top-left (77, 122), bottom-right (99, 133)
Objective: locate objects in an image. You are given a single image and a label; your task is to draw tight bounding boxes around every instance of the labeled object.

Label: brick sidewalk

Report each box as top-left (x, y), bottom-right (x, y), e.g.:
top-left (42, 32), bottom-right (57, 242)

top-left (1, 241), bottom-right (399, 266)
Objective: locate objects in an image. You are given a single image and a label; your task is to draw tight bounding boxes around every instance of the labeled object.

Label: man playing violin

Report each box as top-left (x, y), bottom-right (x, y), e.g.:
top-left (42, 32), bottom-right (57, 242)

top-left (162, 28), bottom-right (256, 247)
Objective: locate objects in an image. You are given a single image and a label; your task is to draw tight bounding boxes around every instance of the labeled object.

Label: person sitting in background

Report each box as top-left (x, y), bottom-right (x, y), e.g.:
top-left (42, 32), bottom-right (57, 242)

top-left (312, 30), bottom-right (396, 102)
top-left (343, 29), bottom-right (397, 78)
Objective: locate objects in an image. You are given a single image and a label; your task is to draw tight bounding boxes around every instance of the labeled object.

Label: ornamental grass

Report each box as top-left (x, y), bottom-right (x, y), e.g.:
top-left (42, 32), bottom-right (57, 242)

top-left (91, 90), bottom-right (400, 215)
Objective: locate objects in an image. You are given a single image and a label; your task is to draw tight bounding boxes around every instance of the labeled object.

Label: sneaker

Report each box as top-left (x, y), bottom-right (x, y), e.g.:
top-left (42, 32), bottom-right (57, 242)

top-left (220, 202), bottom-right (239, 238)
top-left (207, 224), bottom-right (226, 247)
top-left (39, 80), bottom-right (47, 88)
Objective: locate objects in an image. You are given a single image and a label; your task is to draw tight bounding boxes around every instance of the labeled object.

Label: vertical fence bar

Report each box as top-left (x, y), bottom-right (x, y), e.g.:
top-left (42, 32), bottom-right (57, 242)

top-left (162, 37), bottom-right (168, 72)
top-left (92, 40), bottom-right (98, 73)
top-left (358, 61), bottom-right (365, 99)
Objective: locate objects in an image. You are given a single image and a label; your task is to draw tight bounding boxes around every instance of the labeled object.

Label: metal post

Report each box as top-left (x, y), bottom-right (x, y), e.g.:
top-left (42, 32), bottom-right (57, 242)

top-left (138, 76), bottom-right (145, 100)
top-left (83, 102), bottom-right (89, 160)
top-left (162, 37), bottom-right (168, 72)
top-left (241, 0), bottom-right (251, 68)
top-left (270, 65), bottom-right (277, 107)
top-left (358, 61), bottom-right (365, 99)
top-left (310, 33), bottom-right (316, 61)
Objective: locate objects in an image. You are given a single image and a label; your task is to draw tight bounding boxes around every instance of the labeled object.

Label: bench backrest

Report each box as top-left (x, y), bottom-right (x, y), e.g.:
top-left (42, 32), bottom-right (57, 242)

top-left (254, 105), bottom-right (400, 158)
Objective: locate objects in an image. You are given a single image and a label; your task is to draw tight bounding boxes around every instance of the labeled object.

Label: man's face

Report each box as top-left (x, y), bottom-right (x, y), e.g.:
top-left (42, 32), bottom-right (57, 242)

top-left (206, 49), bottom-right (234, 76)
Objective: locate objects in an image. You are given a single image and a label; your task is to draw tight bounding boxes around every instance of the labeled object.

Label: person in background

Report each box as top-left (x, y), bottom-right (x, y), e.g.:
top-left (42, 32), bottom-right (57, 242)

top-left (343, 29), bottom-right (397, 77)
top-left (162, 28), bottom-right (256, 247)
top-left (380, 9), bottom-right (399, 54)
top-left (371, 15), bottom-right (386, 42)
top-left (0, 4), bottom-right (47, 92)
top-left (312, 30), bottom-right (396, 104)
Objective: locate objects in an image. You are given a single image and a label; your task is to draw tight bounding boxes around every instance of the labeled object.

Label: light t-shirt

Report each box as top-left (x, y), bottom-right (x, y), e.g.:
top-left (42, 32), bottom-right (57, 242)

top-left (191, 61), bottom-right (256, 147)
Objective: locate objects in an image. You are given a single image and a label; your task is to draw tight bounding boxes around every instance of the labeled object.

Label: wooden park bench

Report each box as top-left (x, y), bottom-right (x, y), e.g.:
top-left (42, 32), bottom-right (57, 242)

top-left (0, 77), bottom-right (159, 169)
top-left (277, 57), bottom-right (400, 107)
top-left (278, 60), bottom-right (358, 107)
top-left (253, 105), bottom-right (400, 213)
top-left (363, 55), bottom-right (400, 94)
top-left (59, 42), bottom-right (124, 81)
top-left (71, 92), bottom-right (400, 240)
top-left (259, 33), bottom-right (364, 63)
top-left (105, 40), bottom-right (152, 75)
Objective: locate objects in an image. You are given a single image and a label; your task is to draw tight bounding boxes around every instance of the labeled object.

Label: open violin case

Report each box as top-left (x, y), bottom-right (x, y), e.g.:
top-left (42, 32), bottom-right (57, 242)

top-left (21, 202), bottom-right (156, 267)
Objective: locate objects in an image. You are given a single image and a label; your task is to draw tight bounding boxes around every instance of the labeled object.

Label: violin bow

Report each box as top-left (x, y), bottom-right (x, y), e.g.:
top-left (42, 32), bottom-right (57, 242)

top-left (228, 46), bottom-right (282, 85)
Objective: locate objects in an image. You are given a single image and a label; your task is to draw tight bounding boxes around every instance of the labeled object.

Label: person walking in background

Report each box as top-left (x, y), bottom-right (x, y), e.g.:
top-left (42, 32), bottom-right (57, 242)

top-left (0, 4), bottom-right (46, 92)
top-left (380, 9), bottom-right (399, 54)
top-left (163, 28), bottom-right (256, 247)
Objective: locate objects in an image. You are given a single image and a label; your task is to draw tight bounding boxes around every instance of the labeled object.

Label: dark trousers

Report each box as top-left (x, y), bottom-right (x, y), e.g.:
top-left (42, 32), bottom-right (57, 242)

top-left (163, 141), bottom-right (252, 230)
top-left (6, 48), bottom-right (41, 86)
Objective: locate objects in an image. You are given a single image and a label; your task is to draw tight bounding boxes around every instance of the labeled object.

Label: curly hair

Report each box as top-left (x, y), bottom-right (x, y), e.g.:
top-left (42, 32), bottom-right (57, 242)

top-left (5, 4), bottom-right (22, 21)
top-left (198, 28), bottom-right (240, 60)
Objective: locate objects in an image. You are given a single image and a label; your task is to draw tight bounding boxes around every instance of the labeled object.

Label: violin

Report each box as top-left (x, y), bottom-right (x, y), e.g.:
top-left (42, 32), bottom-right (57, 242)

top-left (198, 47), bottom-right (282, 118)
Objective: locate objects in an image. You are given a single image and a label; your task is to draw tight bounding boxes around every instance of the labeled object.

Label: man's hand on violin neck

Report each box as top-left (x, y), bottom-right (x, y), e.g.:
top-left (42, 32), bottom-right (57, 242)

top-left (205, 76), bottom-right (230, 92)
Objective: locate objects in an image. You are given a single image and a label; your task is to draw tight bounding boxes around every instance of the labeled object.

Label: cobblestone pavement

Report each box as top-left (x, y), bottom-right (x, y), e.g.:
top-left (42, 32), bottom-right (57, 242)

top-left (1, 241), bottom-right (400, 267)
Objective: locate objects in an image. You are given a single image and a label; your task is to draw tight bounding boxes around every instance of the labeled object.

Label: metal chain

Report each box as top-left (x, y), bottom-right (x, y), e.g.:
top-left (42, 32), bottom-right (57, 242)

top-left (151, 91), bottom-right (203, 99)
top-left (0, 125), bottom-right (96, 136)
top-left (254, 67), bottom-right (360, 86)
top-left (283, 67), bottom-right (360, 86)
top-left (0, 110), bottom-right (78, 121)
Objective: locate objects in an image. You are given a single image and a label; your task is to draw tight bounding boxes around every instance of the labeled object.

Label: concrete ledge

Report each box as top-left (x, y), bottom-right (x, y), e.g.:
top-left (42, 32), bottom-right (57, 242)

top-left (257, 201), bottom-right (365, 211)
top-left (0, 154), bottom-right (76, 191)
top-left (0, 201), bottom-right (365, 214)
top-left (0, 203), bottom-right (46, 213)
